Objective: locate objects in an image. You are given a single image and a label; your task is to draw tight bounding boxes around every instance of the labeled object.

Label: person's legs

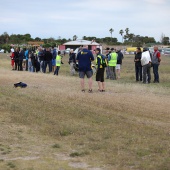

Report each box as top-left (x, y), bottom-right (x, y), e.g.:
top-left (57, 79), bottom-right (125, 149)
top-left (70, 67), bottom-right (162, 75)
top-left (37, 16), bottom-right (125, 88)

top-left (81, 78), bottom-right (85, 90)
top-left (135, 65), bottom-right (139, 81)
top-left (147, 64), bottom-right (151, 83)
top-left (113, 66), bottom-right (116, 80)
top-left (106, 66), bottom-right (110, 79)
top-left (26, 59), bottom-right (28, 71)
top-left (109, 66), bottom-right (114, 79)
top-left (143, 65), bottom-right (147, 83)
top-left (153, 64), bottom-right (159, 82)
top-left (88, 77), bottom-right (93, 90)
top-left (79, 71), bottom-right (85, 91)
top-left (139, 66), bottom-right (142, 81)
top-left (56, 66), bottom-right (60, 75)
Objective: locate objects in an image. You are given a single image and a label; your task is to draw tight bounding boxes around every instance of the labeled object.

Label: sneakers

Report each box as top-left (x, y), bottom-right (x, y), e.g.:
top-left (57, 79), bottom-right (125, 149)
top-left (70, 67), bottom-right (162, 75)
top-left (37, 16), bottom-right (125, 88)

top-left (88, 89), bottom-right (93, 93)
top-left (81, 89), bottom-right (92, 93)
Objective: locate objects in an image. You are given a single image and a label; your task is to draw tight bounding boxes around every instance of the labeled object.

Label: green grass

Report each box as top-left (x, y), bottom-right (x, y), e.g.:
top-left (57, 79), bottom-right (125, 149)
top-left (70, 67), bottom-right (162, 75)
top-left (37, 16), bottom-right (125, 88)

top-left (0, 52), bottom-right (170, 170)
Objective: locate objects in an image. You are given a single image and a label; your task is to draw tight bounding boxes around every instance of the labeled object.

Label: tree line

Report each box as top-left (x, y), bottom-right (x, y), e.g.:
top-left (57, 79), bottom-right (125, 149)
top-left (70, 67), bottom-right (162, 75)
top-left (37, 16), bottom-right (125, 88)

top-left (0, 28), bottom-right (169, 52)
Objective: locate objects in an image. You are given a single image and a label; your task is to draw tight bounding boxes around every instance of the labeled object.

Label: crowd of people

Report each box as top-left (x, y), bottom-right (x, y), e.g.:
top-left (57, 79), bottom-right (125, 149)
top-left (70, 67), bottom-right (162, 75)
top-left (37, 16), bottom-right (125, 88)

top-left (9, 45), bottom-right (161, 92)
top-left (134, 46), bottom-right (161, 84)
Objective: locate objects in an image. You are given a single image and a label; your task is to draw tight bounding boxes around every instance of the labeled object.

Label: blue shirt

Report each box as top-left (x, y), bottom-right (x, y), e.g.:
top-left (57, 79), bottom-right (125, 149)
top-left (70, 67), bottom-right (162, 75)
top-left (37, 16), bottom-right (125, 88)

top-left (76, 49), bottom-right (94, 72)
top-left (25, 50), bottom-right (29, 60)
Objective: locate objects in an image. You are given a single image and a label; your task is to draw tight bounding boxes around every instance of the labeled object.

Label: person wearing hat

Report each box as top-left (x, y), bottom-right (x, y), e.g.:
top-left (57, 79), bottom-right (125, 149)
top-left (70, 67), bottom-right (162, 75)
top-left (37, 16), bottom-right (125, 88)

top-left (95, 48), bottom-right (106, 92)
top-left (108, 48), bottom-right (117, 80)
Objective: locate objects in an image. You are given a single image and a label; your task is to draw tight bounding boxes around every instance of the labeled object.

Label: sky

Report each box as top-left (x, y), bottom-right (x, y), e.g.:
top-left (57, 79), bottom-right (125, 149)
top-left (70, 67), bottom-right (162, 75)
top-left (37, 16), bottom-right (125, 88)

top-left (0, 0), bottom-right (170, 42)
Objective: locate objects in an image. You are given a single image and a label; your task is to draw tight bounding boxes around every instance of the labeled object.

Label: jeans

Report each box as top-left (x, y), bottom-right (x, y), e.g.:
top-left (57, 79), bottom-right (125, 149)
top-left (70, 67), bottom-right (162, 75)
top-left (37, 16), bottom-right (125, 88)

top-left (70, 62), bottom-right (75, 75)
top-left (40, 61), bottom-right (45, 73)
top-left (19, 60), bottom-right (23, 71)
top-left (44, 60), bottom-right (52, 73)
top-left (28, 60), bottom-right (33, 72)
top-left (54, 66), bottom-right (60, 75)
top-left (152, 64), bottom-right (159, 82)
top-left (135, 65), bottom-right (142, 81)
top-left (143, 63), bottom-right (151, 83)
top-left (109, 66), bottom-right (116, 80)
top-left (106, 66), bottom-right (110, 78)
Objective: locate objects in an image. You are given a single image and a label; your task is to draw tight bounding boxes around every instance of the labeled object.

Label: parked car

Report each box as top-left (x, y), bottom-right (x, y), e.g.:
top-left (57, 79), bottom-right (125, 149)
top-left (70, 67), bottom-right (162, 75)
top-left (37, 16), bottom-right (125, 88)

top-left (65, 48), bottom-right (71, 54)
top-left (0, 49), bottom-right (4, 53)
top-left (164, 48), bottom-right (170, 56)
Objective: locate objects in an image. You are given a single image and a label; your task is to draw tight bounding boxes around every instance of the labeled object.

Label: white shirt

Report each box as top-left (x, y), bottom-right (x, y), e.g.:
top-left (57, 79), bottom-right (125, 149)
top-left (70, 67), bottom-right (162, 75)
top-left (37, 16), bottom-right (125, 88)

top-left (141, 51), bottom-right (151, 66)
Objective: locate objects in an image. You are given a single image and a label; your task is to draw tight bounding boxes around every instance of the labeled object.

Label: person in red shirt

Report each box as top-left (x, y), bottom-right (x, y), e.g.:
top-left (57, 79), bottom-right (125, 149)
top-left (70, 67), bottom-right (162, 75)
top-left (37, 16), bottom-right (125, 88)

top-left (10, 52), bottom-right (15, 70)
top-left (151, 46), bottom-right (161, 83)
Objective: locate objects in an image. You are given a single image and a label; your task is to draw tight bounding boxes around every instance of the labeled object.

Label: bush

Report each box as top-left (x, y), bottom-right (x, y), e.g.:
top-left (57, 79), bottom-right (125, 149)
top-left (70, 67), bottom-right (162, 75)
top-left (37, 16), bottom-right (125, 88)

top-left (1, 44), bottom-right (10, 53)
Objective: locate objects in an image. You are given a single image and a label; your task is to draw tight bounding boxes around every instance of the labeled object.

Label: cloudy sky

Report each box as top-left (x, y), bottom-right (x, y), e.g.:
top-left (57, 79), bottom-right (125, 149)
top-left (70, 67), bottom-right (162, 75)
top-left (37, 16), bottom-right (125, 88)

top-left (1, 0), bottom-right (170, 42)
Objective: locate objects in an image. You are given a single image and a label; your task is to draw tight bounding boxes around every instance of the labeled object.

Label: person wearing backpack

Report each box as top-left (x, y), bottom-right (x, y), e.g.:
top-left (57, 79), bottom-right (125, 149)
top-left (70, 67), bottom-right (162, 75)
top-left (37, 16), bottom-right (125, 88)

top-left (95, 48), bottom-right (107, 92)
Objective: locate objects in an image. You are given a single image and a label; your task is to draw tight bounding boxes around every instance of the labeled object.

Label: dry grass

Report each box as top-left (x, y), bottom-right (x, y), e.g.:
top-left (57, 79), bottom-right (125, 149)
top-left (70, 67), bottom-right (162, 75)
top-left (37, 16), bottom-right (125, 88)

top-left (0, 53), bottom-right (170, 170)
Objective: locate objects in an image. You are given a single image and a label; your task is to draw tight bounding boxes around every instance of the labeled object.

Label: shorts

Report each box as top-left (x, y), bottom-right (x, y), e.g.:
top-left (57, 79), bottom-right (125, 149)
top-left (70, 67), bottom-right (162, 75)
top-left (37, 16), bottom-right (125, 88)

top-left (96, 68), bottom-right (104, 82)
top-left (79, 70), bottom-right (93, 78)
top-left (116, 64), bottom-right (121, 69)
top-left (52, 59), bottom-right (56, 66)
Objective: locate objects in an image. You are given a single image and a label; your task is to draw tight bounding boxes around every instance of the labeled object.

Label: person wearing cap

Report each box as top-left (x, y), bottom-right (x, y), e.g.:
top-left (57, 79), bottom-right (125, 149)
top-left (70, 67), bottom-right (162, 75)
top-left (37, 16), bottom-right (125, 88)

top-left (105, 47), bottom-right (111, 79)
top-left (76, 45), bottom-right (94, 93)
top-left (152, 46), bottom-right (161, 83)
top-left (141, 47), bottom-right (152, 84)
top-left (134, 47), bottom-right (142, 82)
top-left (108, 48), bottom-right (117, 80)
top-left (95, 48), bottom-right (106, 92)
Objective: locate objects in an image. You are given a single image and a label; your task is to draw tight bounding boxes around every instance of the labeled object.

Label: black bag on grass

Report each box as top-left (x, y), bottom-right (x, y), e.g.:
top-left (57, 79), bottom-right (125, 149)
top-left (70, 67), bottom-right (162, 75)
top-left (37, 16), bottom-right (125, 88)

top-left (14, 82), bottom-right (27, 88)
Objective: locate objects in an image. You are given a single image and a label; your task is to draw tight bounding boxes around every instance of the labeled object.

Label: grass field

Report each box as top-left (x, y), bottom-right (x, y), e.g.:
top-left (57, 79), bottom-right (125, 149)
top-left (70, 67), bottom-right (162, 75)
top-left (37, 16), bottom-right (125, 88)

top-left (0, 52), bottom-right (170, 170)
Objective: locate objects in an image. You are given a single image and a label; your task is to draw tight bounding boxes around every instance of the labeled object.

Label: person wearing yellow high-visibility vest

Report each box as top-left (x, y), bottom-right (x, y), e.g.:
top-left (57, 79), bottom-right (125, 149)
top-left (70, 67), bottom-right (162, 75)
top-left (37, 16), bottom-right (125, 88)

top-left (54, 51), bottom-right (62, 76)
top-left (95, 48), bottom-right (106, 92)
top-left (108, 48), bottom-right (117, 80)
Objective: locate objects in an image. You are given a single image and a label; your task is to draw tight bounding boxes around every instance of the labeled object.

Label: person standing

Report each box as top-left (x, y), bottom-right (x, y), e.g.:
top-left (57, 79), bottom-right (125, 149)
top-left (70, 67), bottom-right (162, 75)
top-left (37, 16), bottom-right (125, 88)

top-left (141, 48), bottom-right (152, 84)
top-left (95, 48), bottom-right (106, 92)
top-left (76, 45), bottom-right (94, 93)
top-left (14, 48), bottom-right (19, 70)
top-left (52, 46), bottom-right (57, 72)
top-left (54, 51), bottom-right (62, 76)
top-left (44, 48), bottom-right (52, 73)
top-left (38, 47), bottom-right (45, 73)
top-left (108, 48), bottom-right (117, 80)
top-left (18, 48), bottom-right (24, 71)
top-left (116, 48), bottom-right (124, 79)
top-left (69, 49), bottom-right (76, 76)
top-left (25, 48), bottom-right (29, 71)
top-left (10, 51), bottom-right (15, 70)
top-left (152, 46), bottom-right (161, 83)
top-left (134, 47), bottom-right (142, 82)
top-left (105, 48), bottom-right (111, 79)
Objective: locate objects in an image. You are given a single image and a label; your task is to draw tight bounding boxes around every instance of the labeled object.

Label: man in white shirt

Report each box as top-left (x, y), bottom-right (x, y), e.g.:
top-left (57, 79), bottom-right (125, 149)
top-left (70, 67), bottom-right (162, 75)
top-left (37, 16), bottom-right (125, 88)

top-left (141, 48), bottom-right (152, 84)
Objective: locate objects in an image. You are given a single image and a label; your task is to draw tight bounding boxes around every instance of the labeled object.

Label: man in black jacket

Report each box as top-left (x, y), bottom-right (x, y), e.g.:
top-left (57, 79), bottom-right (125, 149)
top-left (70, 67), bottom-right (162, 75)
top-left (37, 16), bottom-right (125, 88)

top-left (14, 48), bottom-right (19, 70)
top-left (44, 48), bottom-right (52, 73)
top-left (134, 47), bottom-right (142, 81)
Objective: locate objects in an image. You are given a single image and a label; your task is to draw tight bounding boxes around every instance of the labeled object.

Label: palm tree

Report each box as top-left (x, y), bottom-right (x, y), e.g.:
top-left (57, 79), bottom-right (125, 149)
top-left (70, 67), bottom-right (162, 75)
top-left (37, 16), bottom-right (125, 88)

top-left (109, 28), bottom-right (114, 41)
top-left (73, 35), bottom-right (78, 41)
top-left (125, 28), bottom-right (129, 35)
top-left (119, 29), bottom-right (124, 43)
